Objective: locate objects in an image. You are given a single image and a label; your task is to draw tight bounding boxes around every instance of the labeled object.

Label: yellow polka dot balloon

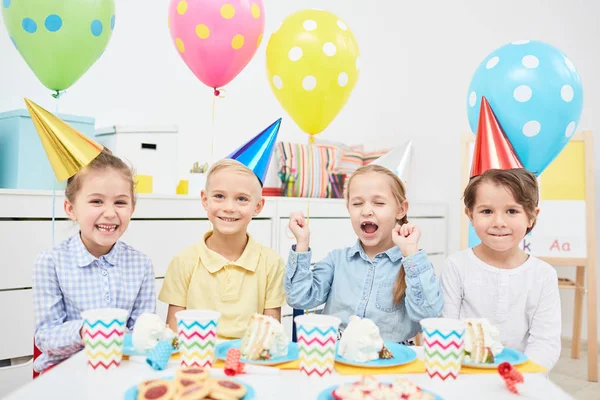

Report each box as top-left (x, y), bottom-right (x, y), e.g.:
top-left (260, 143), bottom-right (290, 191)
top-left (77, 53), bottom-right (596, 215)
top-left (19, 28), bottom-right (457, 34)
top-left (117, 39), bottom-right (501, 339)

top-left (266, 9), bottom-right (360, 139)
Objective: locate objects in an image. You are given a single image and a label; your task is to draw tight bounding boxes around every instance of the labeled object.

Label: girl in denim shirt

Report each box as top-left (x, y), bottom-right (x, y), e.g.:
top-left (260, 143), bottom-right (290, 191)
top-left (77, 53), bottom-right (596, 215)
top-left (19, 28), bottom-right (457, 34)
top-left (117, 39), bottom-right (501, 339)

top-left (286, 164), bottom-right (443, 343)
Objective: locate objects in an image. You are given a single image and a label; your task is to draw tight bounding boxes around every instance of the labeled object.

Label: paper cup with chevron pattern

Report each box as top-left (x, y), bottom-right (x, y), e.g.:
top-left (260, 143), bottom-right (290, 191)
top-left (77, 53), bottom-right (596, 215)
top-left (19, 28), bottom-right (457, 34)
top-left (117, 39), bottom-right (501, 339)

top-left (175, 309), bottom-right (221, 368)
top-left (420, 318), bottom-right (466, 381)
top-left (294, 314), bottom-right (341, 378)
top-left (81, 308), bottom-right (128, 370)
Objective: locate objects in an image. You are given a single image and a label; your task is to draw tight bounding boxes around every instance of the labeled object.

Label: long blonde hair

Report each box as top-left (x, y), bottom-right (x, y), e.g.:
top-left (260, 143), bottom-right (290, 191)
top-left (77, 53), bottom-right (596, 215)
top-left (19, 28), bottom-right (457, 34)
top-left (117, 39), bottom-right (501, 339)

top-left (346, 164), bottom-right (409, 304)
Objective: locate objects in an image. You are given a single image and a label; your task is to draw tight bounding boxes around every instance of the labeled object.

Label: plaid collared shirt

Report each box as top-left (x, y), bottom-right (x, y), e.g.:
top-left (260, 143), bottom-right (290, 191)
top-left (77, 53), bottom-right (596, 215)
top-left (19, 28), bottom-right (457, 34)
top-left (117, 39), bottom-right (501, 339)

top-left (33, 234), bottom-right (156, 372)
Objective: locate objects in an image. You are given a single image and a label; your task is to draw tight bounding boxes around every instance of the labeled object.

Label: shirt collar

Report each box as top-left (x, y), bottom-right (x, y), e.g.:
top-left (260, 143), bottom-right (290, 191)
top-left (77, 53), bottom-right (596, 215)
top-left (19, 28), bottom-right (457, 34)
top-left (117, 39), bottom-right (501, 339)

top-left (347, 239), bottom-right (403, 263)
top-left (198, 231), bottom-right (261, 273)
top-left (72, 233), bottom-right (121, 268)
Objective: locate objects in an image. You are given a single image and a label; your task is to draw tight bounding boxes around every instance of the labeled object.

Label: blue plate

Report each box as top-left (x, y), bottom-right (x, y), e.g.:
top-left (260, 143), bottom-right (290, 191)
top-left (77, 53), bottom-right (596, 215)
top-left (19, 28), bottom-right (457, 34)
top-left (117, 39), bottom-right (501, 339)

top-left (316, 383), bottom-right (443, 400)
top-left (122, 333), bottom-right (179, 356)
top-left (335, 341), bottom-right (417, 368)
top-left (215, 339), bottom-right (299, 365)
top-left (462, 347), bottom-right (528, 369)
top-left (124, 376), bottom-right (255, 400)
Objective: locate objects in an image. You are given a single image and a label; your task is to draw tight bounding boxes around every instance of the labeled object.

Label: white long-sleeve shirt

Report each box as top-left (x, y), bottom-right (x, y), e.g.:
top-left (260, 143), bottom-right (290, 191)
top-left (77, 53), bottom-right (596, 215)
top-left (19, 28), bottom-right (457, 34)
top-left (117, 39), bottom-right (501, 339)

top-left (440, 248), bottom-right (561, 371)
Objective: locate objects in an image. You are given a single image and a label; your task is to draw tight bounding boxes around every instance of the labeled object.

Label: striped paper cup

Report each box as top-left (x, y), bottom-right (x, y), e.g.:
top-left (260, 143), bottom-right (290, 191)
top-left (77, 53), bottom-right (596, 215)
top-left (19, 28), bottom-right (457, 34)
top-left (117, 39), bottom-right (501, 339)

top-left (81, 308), bottom-right (128, 370)
top-left (420, 318), bottom-right (465, 380)
top-left (176, 309), bottom-right (220, 368)
top-left (294, 314), bottom-right (341, 378)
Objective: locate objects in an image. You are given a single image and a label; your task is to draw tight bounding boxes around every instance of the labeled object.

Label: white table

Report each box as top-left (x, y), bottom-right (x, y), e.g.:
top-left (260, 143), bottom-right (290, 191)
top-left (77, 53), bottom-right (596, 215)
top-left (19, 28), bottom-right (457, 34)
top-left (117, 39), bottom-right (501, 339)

top-left (4, 348), bottom-right (573, 400)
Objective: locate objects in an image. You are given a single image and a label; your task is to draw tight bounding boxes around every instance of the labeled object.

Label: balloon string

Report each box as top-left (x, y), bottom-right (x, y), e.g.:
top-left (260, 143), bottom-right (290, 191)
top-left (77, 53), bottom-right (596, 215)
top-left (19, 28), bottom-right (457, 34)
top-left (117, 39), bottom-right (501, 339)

top-left (51, 94), bottom-right (62, 247)
top-left (211, 88), bottom-right (226, 165)
top-left (208, 88), bottom-right (226, 232)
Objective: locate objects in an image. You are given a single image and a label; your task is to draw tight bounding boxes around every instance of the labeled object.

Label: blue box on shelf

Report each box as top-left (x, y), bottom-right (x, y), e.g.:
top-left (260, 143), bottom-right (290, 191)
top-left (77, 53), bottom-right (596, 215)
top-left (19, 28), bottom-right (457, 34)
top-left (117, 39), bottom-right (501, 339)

top-left (0, 109), bottom-right (96, 190)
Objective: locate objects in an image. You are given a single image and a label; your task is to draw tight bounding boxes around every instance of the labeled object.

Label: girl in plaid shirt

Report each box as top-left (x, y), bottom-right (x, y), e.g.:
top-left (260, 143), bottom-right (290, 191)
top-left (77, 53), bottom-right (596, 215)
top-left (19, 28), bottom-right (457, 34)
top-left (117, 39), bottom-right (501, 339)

top-left (33, 149), bottom-right (156, 373)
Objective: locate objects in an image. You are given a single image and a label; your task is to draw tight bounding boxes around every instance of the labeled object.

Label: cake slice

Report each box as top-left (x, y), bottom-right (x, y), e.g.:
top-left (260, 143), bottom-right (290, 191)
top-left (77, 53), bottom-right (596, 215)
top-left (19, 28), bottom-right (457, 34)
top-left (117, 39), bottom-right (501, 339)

top-left (338, 316), bottom-right (394, 363)
top-left (239, 314), bottom-right (289, 361)
top-left (463, 318), bottom-right (504, 363)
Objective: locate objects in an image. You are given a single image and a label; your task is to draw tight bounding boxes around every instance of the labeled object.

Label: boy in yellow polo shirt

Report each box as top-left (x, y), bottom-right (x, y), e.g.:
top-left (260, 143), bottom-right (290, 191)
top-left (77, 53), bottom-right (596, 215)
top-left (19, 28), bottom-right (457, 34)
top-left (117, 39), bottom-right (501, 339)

top-left (159, 120), bottom-right (285, 339)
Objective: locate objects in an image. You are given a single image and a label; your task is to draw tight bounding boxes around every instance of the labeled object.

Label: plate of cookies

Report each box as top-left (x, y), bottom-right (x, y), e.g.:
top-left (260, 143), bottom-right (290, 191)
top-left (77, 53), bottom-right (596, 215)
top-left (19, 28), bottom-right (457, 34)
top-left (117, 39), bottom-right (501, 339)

top-left (124, 367), bottom-right (255, 400)
top-left (317, 375), bottom-right (442, 400)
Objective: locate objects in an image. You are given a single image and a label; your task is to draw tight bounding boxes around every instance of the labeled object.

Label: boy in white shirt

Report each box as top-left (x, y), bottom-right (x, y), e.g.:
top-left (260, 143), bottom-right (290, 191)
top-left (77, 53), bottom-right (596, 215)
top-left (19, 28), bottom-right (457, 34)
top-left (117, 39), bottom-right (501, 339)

top-left (441, 166), bottom-right (561, 371)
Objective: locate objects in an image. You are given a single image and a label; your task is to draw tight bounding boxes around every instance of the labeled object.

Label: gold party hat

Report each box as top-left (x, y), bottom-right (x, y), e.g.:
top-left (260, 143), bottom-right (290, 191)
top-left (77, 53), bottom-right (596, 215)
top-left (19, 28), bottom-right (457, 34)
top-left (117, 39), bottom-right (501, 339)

top-left (24, 98), bottom-right (103, 182)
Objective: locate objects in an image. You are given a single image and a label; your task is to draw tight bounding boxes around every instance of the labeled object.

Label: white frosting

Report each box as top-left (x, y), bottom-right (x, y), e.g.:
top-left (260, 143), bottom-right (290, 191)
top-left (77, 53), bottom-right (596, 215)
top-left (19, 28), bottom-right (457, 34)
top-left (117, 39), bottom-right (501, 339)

top-left (240, 314), bottom-right (289, 360)
top-left (463, 318), bottom-right (504, 357)
top-left (338, 316), bottom-right (384, 363)
top-left (132, 313), bottom-right (175, 353)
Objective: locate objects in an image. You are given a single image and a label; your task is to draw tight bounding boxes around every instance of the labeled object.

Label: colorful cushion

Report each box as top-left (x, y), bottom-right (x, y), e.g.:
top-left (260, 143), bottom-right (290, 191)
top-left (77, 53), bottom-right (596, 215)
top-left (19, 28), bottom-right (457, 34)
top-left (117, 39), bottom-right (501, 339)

top-left (362, 149), bottom-right (391, 166)
top-left (275, 142), bottom-right (342, 198)
top-left (313, 138), bottom-right (364, 175)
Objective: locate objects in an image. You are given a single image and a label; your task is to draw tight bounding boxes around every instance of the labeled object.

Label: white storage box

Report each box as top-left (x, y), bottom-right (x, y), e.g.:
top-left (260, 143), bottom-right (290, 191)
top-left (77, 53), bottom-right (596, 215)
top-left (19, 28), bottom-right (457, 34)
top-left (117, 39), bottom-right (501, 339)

top-left (95, 125), bottom-right (178, 195)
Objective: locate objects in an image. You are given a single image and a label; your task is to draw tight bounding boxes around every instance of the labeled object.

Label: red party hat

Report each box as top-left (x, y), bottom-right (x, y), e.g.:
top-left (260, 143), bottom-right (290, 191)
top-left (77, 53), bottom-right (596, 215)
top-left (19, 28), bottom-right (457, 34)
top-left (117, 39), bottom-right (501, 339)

top-left (470, 96), bottom-right (523, 177)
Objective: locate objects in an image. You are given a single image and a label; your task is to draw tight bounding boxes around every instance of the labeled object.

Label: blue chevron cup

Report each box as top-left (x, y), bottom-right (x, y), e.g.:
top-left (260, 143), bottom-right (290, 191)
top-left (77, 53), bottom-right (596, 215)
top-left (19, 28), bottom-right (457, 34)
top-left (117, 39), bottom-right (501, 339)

top-left (294, 314), bottom-right (341, 378)
top-left (420, 318), bottom-right (465, 380)
top-left (175, 309), bottom-right (221, 368)
top-left (81, 308), bottom-right (128, 370)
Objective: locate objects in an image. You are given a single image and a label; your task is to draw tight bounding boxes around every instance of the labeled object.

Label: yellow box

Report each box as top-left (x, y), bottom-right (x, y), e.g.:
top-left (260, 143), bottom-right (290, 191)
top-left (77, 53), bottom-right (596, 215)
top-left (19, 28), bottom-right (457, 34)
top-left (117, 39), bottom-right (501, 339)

top-left (135, 175), bottom-right (153, 194)
top-left (176, 180), bottom-right (189, 195)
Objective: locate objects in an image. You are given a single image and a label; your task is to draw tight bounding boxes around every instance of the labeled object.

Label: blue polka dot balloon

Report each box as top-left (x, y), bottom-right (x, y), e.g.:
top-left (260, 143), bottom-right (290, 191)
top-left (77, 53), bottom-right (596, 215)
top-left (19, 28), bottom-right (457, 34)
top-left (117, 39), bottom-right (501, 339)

top-left (466, 40), bottom-right (583, 176)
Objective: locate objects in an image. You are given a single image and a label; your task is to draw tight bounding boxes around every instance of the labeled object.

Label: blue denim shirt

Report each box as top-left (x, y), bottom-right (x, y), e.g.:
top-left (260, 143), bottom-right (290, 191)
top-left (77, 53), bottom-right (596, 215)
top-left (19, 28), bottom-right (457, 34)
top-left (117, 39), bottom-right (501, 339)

top-left (285, 241), bottom-right (443, 342)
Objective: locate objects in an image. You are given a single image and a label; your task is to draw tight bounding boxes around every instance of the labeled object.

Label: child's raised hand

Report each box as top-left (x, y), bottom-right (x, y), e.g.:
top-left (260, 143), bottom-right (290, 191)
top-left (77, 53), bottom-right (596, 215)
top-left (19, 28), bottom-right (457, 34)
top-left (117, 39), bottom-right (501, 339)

top-left (392, 223), bottom-right (421, 257)
top-left (288, 211), bottom-right (310, 251)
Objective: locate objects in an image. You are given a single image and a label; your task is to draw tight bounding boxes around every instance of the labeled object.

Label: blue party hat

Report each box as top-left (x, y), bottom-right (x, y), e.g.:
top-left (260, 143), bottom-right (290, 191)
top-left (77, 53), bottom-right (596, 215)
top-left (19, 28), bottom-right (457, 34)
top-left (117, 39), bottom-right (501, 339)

top-left (226, 118), bottom-right (282, 186)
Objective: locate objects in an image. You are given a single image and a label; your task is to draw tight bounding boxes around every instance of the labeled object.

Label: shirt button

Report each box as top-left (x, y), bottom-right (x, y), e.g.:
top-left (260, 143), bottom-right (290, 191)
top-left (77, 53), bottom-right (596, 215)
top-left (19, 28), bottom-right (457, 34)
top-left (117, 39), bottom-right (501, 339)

top-left (101, 270), bottom-right (107, 276)
top-left (363, 296), bottom-right (368, 301)
top-left (105, 294), bottom-right (110, 301)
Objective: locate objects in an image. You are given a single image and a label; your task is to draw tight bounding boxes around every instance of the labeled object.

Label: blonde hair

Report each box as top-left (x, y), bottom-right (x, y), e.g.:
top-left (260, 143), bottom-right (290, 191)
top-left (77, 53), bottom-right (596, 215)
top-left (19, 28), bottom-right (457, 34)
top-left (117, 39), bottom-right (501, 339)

top-left (464, 168), bottom-right (539, 234)
top-left (206, 159), bottom-right (261, 193)
top-left (346, 164), bottom-right (409, 304)
top-left (65, 148), bottom-right (136, 206)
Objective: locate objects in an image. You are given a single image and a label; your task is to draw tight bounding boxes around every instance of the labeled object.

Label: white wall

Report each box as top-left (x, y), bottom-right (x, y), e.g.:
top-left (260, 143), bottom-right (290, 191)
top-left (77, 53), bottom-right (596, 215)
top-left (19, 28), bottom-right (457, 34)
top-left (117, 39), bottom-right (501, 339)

top-left (1, 0), bottom-right (599, 341)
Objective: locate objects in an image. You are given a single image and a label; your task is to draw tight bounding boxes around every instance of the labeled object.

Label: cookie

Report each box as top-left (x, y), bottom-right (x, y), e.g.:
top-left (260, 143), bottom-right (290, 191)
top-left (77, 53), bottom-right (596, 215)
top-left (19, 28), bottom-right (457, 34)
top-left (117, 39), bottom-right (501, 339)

top-left (137, 380), bottom-right (175, 400)
top-left (176, 383), bottom-right (212, 399)
top-left (209, 378), bottom-right (246, 399)
top-left (176, 367), bottom-right (210, 384)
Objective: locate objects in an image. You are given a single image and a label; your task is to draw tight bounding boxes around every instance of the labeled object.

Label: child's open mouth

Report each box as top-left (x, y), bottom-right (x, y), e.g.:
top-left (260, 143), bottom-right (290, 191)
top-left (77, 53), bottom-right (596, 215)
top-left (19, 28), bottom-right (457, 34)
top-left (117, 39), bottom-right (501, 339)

top-left (361, 222), bottom-right (378, 234)
top-left (96, 224), bottom-right (117, 233)
top-left (219, 217), bottom-right (240, 222)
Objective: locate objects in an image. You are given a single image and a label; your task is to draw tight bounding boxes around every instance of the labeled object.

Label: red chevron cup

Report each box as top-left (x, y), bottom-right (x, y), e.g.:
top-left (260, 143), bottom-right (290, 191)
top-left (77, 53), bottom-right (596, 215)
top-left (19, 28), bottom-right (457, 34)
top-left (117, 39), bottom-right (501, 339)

top-left (81, 308), bottom-right (128, 371)
top-left (175, 309), bottom-right (221, 368)
top-left (420, 318), bottom-right (466, 381)
top-left (294, 314), bottom-right (341, 378)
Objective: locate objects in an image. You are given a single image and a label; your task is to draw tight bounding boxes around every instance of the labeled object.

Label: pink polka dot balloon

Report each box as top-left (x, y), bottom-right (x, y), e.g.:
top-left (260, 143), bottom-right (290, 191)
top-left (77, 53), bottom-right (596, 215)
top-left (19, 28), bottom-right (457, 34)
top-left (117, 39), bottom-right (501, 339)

top-left (168, 0), bottom-right (265, 92)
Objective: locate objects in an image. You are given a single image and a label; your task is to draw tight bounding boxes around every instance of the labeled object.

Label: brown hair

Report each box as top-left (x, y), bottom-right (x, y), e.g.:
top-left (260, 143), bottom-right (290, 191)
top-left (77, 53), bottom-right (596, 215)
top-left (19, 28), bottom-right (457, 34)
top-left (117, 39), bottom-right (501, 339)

top-left (346, 164), bottom-right (409, 304)
top-left (205, 158), bottom-right (261, 194)
top-left (464, 168), bottom-right (539, 234)
top-left (65, 148), bottom-right (136, 206)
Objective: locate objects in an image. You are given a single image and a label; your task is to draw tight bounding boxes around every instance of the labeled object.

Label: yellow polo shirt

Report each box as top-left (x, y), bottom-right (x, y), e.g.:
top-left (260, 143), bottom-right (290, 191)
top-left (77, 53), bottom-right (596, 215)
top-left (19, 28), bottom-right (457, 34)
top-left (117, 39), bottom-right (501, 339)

top-left (158, 231), bottom-right (286, 339)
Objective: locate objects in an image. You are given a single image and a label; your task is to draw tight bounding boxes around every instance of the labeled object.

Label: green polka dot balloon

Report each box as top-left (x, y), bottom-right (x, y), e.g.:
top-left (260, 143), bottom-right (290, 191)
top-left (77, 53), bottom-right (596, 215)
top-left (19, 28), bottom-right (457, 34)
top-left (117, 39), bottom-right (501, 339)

top-left (2, 0), bottom-right (115, 92)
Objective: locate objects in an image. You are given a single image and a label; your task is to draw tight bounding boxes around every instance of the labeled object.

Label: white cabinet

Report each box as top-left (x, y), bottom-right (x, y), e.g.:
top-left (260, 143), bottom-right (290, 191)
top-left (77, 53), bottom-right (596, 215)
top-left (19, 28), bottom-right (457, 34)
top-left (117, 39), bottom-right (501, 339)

top-left (277, 218), bottom-right (356, 261)
top-left (155, 278), bottom-right (168, 322)
top-left (0, 290), bottom-right (33, 361)
top-left (95, 126), bottom-right (179, 195)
